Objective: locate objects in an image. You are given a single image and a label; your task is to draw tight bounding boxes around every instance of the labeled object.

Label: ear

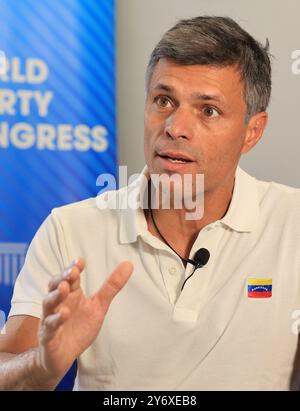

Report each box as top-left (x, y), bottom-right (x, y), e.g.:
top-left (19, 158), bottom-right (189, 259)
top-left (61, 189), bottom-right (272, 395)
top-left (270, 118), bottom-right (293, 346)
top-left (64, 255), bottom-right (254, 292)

top-left (241, 111), bottom-right (268, 154)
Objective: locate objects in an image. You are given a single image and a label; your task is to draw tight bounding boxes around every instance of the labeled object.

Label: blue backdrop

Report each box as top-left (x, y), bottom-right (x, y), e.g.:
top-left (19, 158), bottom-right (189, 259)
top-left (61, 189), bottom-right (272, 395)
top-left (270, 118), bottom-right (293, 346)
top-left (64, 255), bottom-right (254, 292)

top-left (0, 0), bottom-right (116, 389)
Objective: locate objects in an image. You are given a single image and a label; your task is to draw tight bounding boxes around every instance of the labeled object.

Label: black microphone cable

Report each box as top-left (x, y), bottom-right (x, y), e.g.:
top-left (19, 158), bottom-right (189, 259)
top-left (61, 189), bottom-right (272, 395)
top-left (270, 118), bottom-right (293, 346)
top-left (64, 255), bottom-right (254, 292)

top-left (149, 207), bottom-right (210, 290)
top-left (180, 248), bottom-right (210, 290)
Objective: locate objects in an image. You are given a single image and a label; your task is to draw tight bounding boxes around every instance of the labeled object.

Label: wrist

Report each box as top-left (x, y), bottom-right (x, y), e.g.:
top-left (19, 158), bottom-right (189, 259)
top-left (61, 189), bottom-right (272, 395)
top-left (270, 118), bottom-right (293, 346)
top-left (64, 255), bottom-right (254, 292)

top-left (27, 348), bottom-right (61, 391)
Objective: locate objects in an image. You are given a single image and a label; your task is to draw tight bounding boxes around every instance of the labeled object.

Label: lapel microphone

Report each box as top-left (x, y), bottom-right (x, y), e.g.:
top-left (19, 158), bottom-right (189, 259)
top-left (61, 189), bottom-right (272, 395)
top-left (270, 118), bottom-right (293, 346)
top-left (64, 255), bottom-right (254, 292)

top-left (149, 208), bottom-right (210, 291)
top-left (182, 247), bottom-right (210, 291)
top-left (187, 248), bottom-right (210, 269)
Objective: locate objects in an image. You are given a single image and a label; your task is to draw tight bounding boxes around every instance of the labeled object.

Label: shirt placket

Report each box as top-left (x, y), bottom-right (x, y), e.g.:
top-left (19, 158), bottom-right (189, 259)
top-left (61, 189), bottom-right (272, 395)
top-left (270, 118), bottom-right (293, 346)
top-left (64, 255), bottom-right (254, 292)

top-left (173, 223), bottom-right (223, 322)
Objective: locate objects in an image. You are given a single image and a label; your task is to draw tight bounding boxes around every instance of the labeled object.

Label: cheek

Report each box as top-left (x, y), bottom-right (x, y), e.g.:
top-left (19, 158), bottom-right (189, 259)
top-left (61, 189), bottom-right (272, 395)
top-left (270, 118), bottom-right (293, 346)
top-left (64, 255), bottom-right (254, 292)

top-left (143, 118), bottom-right (157, 160)
top-left (144, 123), bottom-right (153, 151)
top-left (144, 113), bottom-right (165, 145)
top-left (143, 113), bottom-right (151, 149)
top-left (144, 111), bottom-right (155, 140)
top-left (204, 128), bottom-right (245, 165)
top-left (221, 121), bottom-right (247, 152)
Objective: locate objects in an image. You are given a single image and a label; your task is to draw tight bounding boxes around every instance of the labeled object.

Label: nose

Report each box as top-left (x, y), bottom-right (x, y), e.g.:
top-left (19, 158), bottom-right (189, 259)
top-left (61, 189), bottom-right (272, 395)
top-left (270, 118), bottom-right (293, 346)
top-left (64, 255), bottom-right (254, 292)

top-left (164, 107), bottom-right (194, 141)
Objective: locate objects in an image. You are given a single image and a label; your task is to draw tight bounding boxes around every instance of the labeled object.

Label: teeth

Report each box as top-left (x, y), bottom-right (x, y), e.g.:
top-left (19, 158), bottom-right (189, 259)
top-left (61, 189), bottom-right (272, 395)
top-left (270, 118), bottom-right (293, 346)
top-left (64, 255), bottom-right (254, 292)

top-left (168, 158), bottom-right (187, 163)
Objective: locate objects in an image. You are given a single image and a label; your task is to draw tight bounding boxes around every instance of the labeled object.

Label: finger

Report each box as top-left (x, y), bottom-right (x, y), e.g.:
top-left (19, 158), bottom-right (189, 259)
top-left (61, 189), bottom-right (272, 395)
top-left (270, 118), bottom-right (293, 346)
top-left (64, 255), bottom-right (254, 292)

top-left (40, 307), bottom-right (70, 344)
top-left (48, 266), bottom-right (81, 294)
top-left (65, 258), bottom-right (83, 291)
top-left (69, 274), bottom-right (81, 292)
top-left (48, 258), bottom-right (85, 292)
top-left (94, 261), bottom-right (133, 314)
top-left (43, 281), bottom-right (70, 317)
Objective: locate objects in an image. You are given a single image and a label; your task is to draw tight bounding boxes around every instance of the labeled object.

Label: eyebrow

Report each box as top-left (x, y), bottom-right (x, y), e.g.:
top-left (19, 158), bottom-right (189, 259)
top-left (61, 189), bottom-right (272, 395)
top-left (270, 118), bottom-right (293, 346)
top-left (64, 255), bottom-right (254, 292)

top-left (153, 83), bottom-right (223, 103)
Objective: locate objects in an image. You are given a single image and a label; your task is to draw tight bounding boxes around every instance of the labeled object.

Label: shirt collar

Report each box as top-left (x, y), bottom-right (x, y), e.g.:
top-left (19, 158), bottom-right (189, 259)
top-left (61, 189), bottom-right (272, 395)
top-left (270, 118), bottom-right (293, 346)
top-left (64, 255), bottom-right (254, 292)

top-left (220, 166), bottom-right (259, 233)
top-left (119, 165), bottom-right (259, 244)
top-left (119, 166), bottom-right (149, 244)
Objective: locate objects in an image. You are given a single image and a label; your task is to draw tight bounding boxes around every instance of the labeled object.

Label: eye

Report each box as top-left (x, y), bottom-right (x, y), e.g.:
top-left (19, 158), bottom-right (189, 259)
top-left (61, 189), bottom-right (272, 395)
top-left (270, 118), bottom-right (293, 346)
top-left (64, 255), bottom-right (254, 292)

top-left (154, 95), bottom-right (172, 108)
top-left (202, 106), bottom-right (219, 118)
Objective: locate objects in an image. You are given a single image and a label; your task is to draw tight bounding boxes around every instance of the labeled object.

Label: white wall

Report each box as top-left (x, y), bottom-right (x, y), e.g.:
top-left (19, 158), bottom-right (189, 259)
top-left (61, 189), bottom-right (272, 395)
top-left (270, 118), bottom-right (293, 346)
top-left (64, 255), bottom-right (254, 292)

top-left (117, 0), bottom-right (300, 187)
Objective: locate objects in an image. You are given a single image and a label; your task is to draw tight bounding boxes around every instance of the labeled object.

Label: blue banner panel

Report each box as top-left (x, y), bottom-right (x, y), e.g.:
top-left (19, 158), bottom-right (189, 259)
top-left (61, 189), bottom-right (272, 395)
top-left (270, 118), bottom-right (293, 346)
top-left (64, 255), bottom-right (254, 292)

top-left (0, 0), bottom-right (116, 389)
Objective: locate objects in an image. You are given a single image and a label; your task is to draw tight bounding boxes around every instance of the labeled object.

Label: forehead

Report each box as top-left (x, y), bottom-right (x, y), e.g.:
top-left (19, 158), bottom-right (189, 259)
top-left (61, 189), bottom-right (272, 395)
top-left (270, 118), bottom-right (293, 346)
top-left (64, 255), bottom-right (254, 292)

top-left (148, 58), bottom-right (244, 103)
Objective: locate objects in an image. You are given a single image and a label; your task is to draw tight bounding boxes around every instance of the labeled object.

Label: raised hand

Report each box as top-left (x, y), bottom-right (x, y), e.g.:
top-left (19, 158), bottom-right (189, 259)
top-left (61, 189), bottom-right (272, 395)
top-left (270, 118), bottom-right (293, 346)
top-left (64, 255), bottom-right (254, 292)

top-left (37, 258), bottom-right (133, 382)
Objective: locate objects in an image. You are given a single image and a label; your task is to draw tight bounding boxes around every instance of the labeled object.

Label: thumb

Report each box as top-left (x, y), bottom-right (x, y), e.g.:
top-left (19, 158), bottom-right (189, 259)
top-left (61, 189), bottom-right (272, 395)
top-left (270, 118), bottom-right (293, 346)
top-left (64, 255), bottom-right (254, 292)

top-left (93, 261), bottom-right (133, 314)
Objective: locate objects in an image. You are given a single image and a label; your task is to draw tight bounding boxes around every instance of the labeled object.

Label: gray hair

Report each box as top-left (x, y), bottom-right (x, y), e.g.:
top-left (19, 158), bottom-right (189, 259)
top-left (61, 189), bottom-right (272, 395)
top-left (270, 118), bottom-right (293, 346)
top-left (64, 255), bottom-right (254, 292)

top-left (146, 16), bottom-right (272, 122)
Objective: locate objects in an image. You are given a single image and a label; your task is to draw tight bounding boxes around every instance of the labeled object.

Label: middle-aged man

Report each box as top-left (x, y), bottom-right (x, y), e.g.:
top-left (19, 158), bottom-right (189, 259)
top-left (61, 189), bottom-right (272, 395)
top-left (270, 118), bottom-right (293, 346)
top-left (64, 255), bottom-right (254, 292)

top-left (1, 16), bottom-right (300, 391)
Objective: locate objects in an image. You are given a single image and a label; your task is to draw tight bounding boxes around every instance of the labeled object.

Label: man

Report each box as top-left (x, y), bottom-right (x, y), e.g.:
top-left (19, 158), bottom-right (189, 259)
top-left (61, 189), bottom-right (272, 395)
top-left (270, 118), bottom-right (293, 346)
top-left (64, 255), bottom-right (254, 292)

top-left (1, 16), bottom-right (300, 391)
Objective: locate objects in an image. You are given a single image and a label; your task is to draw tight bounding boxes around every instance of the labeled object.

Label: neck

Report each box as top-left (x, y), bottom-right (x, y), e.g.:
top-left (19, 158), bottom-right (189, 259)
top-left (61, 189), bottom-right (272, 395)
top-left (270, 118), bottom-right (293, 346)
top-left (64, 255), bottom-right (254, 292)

top-left (145, 174), bottom-right (235, 260)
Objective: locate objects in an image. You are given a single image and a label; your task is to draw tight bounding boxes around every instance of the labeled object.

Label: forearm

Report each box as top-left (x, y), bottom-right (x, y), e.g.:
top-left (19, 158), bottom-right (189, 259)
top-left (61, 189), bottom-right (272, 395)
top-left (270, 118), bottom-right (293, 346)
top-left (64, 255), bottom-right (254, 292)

top-left (0, 348), bottom-right (60, 391)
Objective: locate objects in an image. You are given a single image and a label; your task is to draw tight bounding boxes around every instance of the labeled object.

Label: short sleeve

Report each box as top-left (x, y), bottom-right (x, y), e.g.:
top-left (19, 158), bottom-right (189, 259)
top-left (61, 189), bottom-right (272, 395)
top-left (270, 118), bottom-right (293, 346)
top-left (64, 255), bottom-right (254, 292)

top-left (8, 209), bottom-right (69, 319)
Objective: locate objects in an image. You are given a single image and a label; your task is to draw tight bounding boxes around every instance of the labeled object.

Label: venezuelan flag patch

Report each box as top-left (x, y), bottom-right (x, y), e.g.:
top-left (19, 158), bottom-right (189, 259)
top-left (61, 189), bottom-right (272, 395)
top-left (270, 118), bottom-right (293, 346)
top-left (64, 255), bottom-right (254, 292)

top-left (247, 278), bottom-right (272, 298)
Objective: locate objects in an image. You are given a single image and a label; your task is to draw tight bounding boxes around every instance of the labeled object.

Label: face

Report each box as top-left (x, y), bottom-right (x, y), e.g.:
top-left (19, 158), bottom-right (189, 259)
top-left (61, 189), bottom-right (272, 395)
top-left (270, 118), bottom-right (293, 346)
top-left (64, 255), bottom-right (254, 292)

top-left (144, 59), bottom-right (267, 195)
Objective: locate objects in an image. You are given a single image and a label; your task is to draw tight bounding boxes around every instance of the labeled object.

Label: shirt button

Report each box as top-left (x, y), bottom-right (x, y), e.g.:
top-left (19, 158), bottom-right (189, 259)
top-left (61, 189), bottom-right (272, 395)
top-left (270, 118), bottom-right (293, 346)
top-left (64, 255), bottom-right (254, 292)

top-left (168, 267), bottom-right (177, 275)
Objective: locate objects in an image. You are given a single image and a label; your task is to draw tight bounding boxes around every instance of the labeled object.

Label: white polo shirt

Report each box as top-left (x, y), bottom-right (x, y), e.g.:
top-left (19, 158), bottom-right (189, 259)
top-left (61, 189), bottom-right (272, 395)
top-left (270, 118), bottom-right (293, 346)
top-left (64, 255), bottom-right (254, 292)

top-left (9, 166), bottom-right (300, 390)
